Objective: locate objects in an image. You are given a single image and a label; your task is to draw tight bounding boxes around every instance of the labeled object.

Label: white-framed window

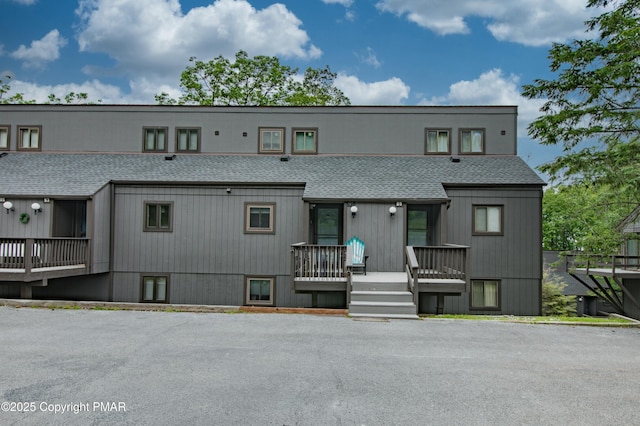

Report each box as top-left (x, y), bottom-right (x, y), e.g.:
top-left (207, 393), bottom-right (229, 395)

top-left (293, 128), bottom-right (317, 154)
top-left (245, 276), bottom-right (275, 305)
top-left (473, 205), bottom-right (503, 235)
top-left (17, 126), bottom-right (41, 151)
top-left (245, 203), bottom-right (275, 234)
top-left (460, 129), bottom-right (484, 154)
top-left (144, 202), bottom-right (173, 232)
top-left (470, 280), bottom-right (500, 310)
top-left (259, 128), bottom-right (284, 153)
top-left (176, 128), bottom-right (200, 152)
top-left (0, 126), bottom-right (9, 150)
top-left (141, 275), bottom-right (169, 303)
top-left (143, 127), bottom-right (168, 152)
top-left (425, 129), bottom-right (450, 154)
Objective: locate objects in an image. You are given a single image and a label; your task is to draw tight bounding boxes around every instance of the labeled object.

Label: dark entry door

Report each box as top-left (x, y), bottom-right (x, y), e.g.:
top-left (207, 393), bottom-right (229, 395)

top-left (407, 205), bottom-right (439, 246)
top-left (52, 200), bottom-right (87, 237)
top-left (311, 204), bottom-right (343, 245)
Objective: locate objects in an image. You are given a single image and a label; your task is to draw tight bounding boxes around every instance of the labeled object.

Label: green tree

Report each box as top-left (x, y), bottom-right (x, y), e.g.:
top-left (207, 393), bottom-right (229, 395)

top-left (522, 0), bottom-right (640, 197)
top-left (156, 50), bottom-right (350, 106)
top-left (543, 184), bottom-right (633, 253)
top-left (542, 269), bottom-right (577, 316)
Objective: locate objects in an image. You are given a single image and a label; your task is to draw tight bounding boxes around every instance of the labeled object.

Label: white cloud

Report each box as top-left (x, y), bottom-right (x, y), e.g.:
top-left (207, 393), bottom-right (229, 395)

top-left (11, 30), bottom-right (67, 68)
top-left (356, 47), bottom-right (381, 68)
top-left (6, 78), bottom-right (128, 104)
top-left (376, 0), bottom-right (597, 46)
top-left (321, 0), bottom-right (354, 6)
top-left (76, 0), bottom-right (321, 79)
top-left (420, 69), bottom-right (545, 137)
top-left (335, 74), bottom-right (409, 105)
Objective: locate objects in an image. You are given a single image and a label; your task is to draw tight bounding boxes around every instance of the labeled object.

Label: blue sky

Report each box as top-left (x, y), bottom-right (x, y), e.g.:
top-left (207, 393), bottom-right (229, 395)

top-left (0, 0), bottom-right (605, 178)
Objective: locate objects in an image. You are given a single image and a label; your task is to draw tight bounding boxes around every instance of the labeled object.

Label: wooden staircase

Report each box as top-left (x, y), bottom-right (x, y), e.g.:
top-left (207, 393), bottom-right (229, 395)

top-left (349, 273), bottom-right (418, 319)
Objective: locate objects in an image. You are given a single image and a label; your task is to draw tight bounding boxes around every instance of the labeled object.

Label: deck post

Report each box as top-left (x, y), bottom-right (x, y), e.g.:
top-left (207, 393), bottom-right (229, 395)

top-left (20, 284), bottom-right (32, 299)
top-left (24, 238), bottom-right (34, 274)
top-left (436, 294), bottom-right (445, 315)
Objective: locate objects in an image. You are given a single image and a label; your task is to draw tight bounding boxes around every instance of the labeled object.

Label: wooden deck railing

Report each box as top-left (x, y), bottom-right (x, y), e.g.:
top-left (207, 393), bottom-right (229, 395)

top-left (0, 238), bottom-right (89, 272)
top-left (566, 253), bottom-right (640, 275)
top-left (410, 244), bottom-right (469, 280)
top-left (290, 243), bottom-right (348, 279)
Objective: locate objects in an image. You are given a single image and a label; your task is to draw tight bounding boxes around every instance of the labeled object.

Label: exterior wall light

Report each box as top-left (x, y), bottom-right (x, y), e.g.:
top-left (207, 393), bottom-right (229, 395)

top-left (350, 205), bottom-right (358, 218)
top-left (389, 206), bottom-right (397, 216)
top-left (31, 202), bottom-right (42, 214)
top-left (3, 201), bottom-right (14, 214)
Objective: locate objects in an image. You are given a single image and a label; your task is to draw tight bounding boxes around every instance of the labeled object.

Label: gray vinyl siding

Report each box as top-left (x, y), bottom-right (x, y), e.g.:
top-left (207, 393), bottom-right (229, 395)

top-left (622, 219), bottom-right (640, 234)
top-left (111, 272), bottom-right (346, 307)
top-left (0, 198), bottom-right (50, 238)
top-left (343, 203), bottom-right (405, 272)
top-left (438, 186), bottom-right (543, 315)
top-left (32, 273), bottom-right (110, 301)
top-left (623, 279), bottom-right (640, 320)
top-left (0, 105), bottom-right (517, 156)
top-left (90, 185), bottom-right (111, 273)
top-left (111, 184), bottom-right (313, 306)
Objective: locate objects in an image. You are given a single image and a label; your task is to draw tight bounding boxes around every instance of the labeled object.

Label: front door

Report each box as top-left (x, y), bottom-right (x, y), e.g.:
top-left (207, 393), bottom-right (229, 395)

top-left (310, 204), bottom-right (343, 245)
top-left (407, 204), bottom-right (439, 246)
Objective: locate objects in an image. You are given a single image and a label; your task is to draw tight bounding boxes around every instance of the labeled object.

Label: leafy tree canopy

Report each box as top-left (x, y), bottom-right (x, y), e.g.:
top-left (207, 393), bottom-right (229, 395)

top-left (542, 183), bottom-right (634, 253)
top-left (156, 50), bottom-right (350, 106)
top-left (522, 0), bottom-right (640, 198)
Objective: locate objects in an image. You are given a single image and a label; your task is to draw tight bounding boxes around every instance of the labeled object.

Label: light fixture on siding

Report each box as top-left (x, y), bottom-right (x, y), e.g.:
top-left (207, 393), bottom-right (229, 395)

top-left (31, 202), bottom-right (42, 214)
top-left (350, 205), bottom-right (358, 218)
top-left (3, 201), bottom-right (14, 214)
top-left (389, 206), bottom-right (397, 217)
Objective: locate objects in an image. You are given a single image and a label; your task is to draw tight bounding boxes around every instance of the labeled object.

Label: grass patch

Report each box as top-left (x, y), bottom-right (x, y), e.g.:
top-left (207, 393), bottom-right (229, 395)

top-left (421, 314), bottom-right (636, 325)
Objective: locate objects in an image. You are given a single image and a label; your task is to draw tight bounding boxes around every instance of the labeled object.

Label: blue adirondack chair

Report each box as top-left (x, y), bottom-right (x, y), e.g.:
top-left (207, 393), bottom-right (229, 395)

top-left (345, 235), bottom-right (368, 275)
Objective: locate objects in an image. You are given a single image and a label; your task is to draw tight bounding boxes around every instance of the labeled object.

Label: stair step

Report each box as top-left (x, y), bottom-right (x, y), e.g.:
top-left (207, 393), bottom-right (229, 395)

top-left (350, 291), bottom-right (414, 303)
top-left (349, 301), bottom-right (417, 317)
top-left (350, 313), bottom-right (419, 320)
top-left (351, 282), bottom-right (408, 292)
top-left (350, 301), bottom-right (416, 307)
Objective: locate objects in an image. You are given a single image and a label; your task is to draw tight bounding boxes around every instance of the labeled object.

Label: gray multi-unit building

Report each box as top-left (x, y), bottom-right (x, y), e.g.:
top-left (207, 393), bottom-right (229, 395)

top-left (0, 105), bottom-right (545, 317)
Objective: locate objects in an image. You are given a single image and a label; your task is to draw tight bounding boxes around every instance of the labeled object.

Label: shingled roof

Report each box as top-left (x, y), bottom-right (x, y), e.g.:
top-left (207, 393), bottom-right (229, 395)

top-left (0, 153), bottom-right (545, 200)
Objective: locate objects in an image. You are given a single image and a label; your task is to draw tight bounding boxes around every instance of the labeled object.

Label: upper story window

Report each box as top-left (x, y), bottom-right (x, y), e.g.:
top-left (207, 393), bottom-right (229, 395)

top-left (460, 129), bottom-right (484, 154)
top-left (259, 128), bottom-right (284, 154)
top-left (473, 205), bottom-right (503, 235)
top-left (17, 126), bottom-right (41, 151)
top-left (144, 202), bottom-right (173, 232)
top-left (0, 126), bottom-right (8, 150)
top-left (293, 128), bottom-right (318, 154)
top-left (245, 202), bottom-right (275, 234)
top-left (425, 129), bottom-right (450, 154)
top-left (176, 128), bottom-right (200, 152)
top-left (143, 127), bottom-right (168, 152)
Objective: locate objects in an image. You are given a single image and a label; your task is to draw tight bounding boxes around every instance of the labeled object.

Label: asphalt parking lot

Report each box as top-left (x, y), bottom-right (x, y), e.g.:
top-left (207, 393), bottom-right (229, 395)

top-left (1, 307), bottom-right (639, 426)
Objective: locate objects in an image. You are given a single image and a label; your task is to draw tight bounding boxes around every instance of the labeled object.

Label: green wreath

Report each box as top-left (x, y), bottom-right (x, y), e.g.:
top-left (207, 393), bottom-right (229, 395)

top-left (19, 213), bottom-right (30, 224)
